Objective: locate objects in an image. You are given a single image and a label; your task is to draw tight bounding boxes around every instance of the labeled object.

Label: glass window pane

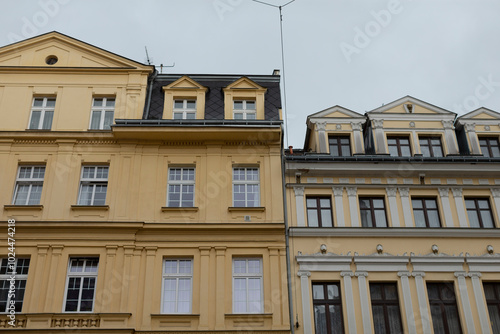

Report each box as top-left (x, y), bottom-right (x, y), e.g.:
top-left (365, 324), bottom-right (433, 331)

top-left (327, 284), bottom-right (339, 300)
top-left (307, 210), bottom-right (319, 227)
top-left (427, 211), bottom-right (441, 227)
top-left (321, 210), bottom-right (333, 227)
top-left (42, 111), bottom-right (53, 129)
top-left (467, 211), bottom-right (480, 228)
top-left (90, 111), bottom-right (101, 129)
top-left (174, 100), bottom-right (183, 109)
top-left (313, 305), bottom-right (327, 334)
top-left (400, 146), bottom-right (411, 156)
top-left (33, 98), bottom-right (44, 107)
top-left (29, 111), bottom-right (41, 129)
top-left (186, 101), bottom-right (196, 109)
top-left (412, 199), bottom-right (423, 209)
top-left (104, 111), bottom-right (113, 129)
top-left (374, 210), bottom-right (387, 227)
top-left (329, 305), bottom-right (344, 333)
top-left (313, 285), bottom-right (324, 300)
top-left (234, 101), bottom-right (243, 110)
top-left (480, 211), bottom-right (494, 228)
top-left (372, 305), bottom-right (387, 334)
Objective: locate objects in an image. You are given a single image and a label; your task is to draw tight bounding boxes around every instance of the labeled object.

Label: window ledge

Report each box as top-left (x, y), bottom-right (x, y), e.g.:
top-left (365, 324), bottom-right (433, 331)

top-left (151, 314), bottom-right (200, 318)
top-left (225, 313), bottom-right (272, 318)
top-left (4, 205), bottom-right (43, 211)
top-left (228, 207), bottom-right (266, 212)
top-left (71, 205), bottom-right (109, 211)
top-left (161, 207), bottom-right (199, 212)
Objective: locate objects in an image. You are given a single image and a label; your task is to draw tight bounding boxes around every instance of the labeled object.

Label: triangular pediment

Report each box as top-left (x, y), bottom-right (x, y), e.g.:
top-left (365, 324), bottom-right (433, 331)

top-left (164, 76), bottom-right (207, 90)
top-left (458, 107), bottom-right (500, 120)
top-left (309, 105), bottom-right (364, 119)
top-left (0, 31), bottom-right (152, 71)
top-left (225, 77), bottom-right (266, 91)
top-left (368, 96), bottom-right (454, 115)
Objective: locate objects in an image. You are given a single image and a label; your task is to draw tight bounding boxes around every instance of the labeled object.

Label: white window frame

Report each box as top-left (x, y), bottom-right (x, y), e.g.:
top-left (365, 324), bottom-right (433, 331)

top-left (77, 166), bottom-right (109, 206)
top-left (232, 167), bottom-right (260, 207)
top-left (161, 259), bottom-right (193, 314)
top-left (0, 258), bottom-right (30, 313)
top-left (233, 100), bottom-right (256, 120)
top-left (28, 97), bottom-right (55, 130)
top-left (232, 258), bottom-right (263, 313)
top-left (89, 97), bottom-right (115, 130)
top-left (12, 166), bottom-right (45, 205)
top-left (167, 167), bottom-right (195, 207)
top-left (173, 99), bottom-right (196, 119)
top-left (63, 257), bottom-right (99, 313)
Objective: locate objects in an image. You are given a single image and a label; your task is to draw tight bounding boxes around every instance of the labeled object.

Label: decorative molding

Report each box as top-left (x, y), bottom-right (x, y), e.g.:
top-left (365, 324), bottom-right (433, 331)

top-left (484, 125), bottom-right (491, 131)
top-left (442, 120), bottom-right (455, 129)
top-left (491, 188), bottom-right (500, 198)
top-left (386, 187), bottom-right (397, 197)
top-left (297, 270), bottom-right (311, 277)
top-left (398, 187), bottom-right (410, 197)
top-left (468, 272), bottom-right (482, 278)
top-left (315, 122), bottom-right (327, 131)
top-left (412, 271), bottom-right (426, 278)
top-left (464, 123), bottom-right (476, 131)
top-left (454, 271), bottom-right (468, 278)
top-left (438, 187), bottom-right (449, 197)
top-left (346, 186), bottom-right (357, 196)
top-left (451, 187), bottom-right (463, 197)
top-left (398, 271), bottom-right (412, 277)
top-left (336, 124), bottom-right (342, 130)
top-left (354, 271), bottom-right (368, 277)
top-left (409, 121), bottom-right (415, 128)
top-left (293, 186), bottom-right (305, 196)
top-left (340, 271), bottom-right (355, 277)
top-left (351, 122), bottom-right (363, 131)
top-left (332, 186), bottom-right (344, 196)
top-left (372, 119), bottom-right (384, 129)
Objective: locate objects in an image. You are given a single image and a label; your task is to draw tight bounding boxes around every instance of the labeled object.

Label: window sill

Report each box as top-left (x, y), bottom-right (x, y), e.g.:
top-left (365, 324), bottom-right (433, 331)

top-left (151, 314), bottom-right (200, 318)
top-left (71, 205), bottom-right (109, 211)
top-left (225, 313), bottom-right (272, 318)
top-left (4, 205), bottom-right (43, 211)
top-left (161, 207), bottom-right (199, 212)
top-left (228, 207), bottom-right (266, 212)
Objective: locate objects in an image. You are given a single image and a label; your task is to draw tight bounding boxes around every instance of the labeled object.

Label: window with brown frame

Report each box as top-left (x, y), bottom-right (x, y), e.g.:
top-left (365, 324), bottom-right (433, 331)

top-left (359, 197), bottom-right (388, 227)
top-left (419, 136), bottom-right (444, 157)
top-left (483, 282), bottom-right (500, 333)
top-left (329, 136), bottom-right (351, 156)
top-left (465, 198), bottom-right (495, 228)
top-left (479, 137), bottom-right (500, 158)
top-left (387, 136), bottom-right (411, 157)
top-left (427, 282), bottom-right (462, 334)
top-left (306, 197), bottom-right (333, 227)
top-left (411, 198), bottom-right (441, 227)
top-left (312, 282), bottom-right (344, 334)
top-left (370, 283), bottom-right (403, 334)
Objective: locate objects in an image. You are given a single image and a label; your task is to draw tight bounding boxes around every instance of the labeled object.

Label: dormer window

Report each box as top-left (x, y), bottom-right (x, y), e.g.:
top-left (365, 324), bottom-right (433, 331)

top-left (173, 99), bottom-right (196, 120)
top-left (233, 100), bottom-right (256, 120)
top-left (419, 136), bottom-right (444, 157)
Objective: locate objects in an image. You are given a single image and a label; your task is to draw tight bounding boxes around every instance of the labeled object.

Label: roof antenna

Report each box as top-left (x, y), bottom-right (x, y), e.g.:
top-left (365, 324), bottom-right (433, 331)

top-left (145, 46), bottom-right (175, 73)
top-left (144, 46), bottom-right (153, 65)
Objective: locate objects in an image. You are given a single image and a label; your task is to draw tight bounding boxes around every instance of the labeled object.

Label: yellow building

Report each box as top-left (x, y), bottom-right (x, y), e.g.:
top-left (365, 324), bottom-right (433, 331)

top-left (285, 96), bottom-right (500, 334)
top-left (0, 32), bottom-right (290, 333)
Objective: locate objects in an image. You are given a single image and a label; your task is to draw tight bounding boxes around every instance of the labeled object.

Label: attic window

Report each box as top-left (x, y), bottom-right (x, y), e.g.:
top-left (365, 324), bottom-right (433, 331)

top-left (404, 103), bottom-right (413, 113)
top-left (45, 55), bottom-right (58, 65)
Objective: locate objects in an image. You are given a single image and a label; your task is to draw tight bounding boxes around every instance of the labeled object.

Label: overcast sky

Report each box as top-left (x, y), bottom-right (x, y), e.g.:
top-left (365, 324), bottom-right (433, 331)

top-left (2, 0), bottom-right (500, 148)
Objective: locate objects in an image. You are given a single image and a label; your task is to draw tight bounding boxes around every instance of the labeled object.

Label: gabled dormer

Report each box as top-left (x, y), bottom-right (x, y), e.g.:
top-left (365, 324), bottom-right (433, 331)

top-left (456, 108), bottom-right (500, 157)
top-left (366, 96), bottom-right (459, 157)
top-left (305, 106), bottom-right (366, 155)
top-left (223, 77), bottom-right (267, 120)
top-left (162, 76), bottom-right (208, 120)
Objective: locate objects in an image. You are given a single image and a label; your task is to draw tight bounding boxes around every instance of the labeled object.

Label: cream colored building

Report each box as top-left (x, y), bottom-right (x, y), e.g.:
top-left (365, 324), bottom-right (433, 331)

top-left (0, 32), bottom-right (290, 333)
top-left (285, 96), bottom-right (500, 334)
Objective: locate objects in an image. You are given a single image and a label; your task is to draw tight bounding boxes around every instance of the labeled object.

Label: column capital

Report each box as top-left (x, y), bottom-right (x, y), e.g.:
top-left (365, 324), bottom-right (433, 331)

top-left (341, 271), bottom-right (355, 277)
top-left (215, 246), bottom-right (227, 256)
top-left (451, 187), bottom-right (463, 198)
top-left (315, 121), bottom-right (327, 131)
top-left (293, 186), bottom-right (305, 196)
top-left (145, 246), bottom-right (158, 256)
top-left (412, 271), bottom-right (426, 278)
top-left (442, 120), bottom-right (455, 129)
top-left (491, 188), bottom-right (500, 198)
top-left (52, 245), bottom-right (64, 255)
top-left (398, 187), bottom-right (410, 198)
top-left (468, 272), bottom-right (482, 278)
top-left (386, 187), bottom-right (397, 197)
top-left (438, 187), bottom-right (450, 197)
top-left (346, 186), bottom-right (357, 197)
top-left (297, 270), bottom-right (311, 278)
top-left (464, 123), bottom-right (476, 132)
top-left (355, 271), bottom-right (368, 277)
top-left (454, 271), bottom-right (468, 278)
top-left (372, 119), bottom-right (384, 129)
top-left (351, 122), bottom-right (363, 131)
top-left (332, 186), bottom-right (344, 196)
top-left (106, 245), bottom-right (118, 255)
top-left (37, 245), bottom-right (50, 255)
top-left (398, 271), bottom-right (412, 277)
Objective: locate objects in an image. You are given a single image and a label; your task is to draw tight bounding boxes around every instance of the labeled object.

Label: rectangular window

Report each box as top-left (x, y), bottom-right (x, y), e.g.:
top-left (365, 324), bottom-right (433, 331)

top-left (412, 198), bottom-right (441, 227)
top-left (90, 97), bottom-right (115, 130)
top-left (387, 136), bottom-right (411, 157)
top-left (329, 136), bottom-right (351, 156)
top-left (359, 197), bottom-right (388, 227)
top-left (0, 258), bottom-right (30, 313)
top-left (465, 198), bottom-right (495, 228)
top-left (167, 168), bottom-right (195, 207)
top-left (162, 259), bottom-right (192, 314)
top-left (64, 258), bottom-right (98, 312)
top-left (370, 283), bottom-right (403, 334)
top-left (233, 258), bottom-right (262, 313)
top-left (28, 97), bottom-right (55, 130)
top-left (427, 282), bottom-right (462, 334)
top-left (233, 100), bottom-right (256, 120)
top-left (306, 197), bottom-right (333, 227)
top-left (312, 282), bottom-right (344, 334)
top-left (173, 99), bottom-right (196, 120)
top-left (479, 137), bottom-right (500, 158)
top-left (77, 166), bottom-right (109, 206)
top-left (12, 166), bottom-right (45, 205)
top-left (483, 282), bottom-right (500, 333)
top-left (419, 136), bottom-right (444, 157)
top-left (233, 167), bottom-right (260, 207)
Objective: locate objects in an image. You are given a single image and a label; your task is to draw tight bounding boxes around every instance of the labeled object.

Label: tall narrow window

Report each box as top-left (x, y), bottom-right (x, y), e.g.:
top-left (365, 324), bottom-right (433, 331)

top-left (233, 167), bottom-right (260, 207)
top-left (419, 136), bottom-right (444, 157)
top-left (465, 198), bottom-right (495, 228)
top-left (427, 282), bottom-right (462, 334)
top-left (0, 258), bottom-right (30, 312)
top-left (12, 166), bottom-right (45, 205)
top-left (312, 282), bottom-right (344, 334)
top-left (77, 166), bottom-right (109, 206)
top-left (387, 136), bottom-right (411, 157)
top-left (162, 259), bottom-right (193, 314)
top-left (90, 97), bottom-right (115, 130)
top-left (359, 197), bottom-right (388, 227)
top-left (233, 258), bottom-right (262, 313)
top-left (479, 137), bottom-right (500, 158)
top-left (483, 282), bottom-right (500, 333)
top-left (233, 100), bottom-right (256, 120)
top-left (329, 136), bottom-right (351, 156)
top-left (412, 198), bottom-right (441, 227)
top-left (28, 97), bottom-right (55, 130)
top-left (173, 99), bottom-right (196, 119)
top-left (370, 283), bottom-right (403, 334)
top-left (306, 197), bottom-right (333, 227)
top-left (64, 258), bottom-right (99, 312)
top-left (167, 168), bottom-right (195, 207)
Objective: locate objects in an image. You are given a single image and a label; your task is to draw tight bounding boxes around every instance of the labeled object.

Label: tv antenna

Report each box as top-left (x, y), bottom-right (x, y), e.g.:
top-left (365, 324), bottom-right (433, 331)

top-left (144, 46), bottom-right (175, 73)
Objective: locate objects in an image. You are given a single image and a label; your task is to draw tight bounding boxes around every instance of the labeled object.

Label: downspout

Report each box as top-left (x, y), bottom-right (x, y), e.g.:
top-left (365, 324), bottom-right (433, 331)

top-left (281, 126), bottom-right (295, 334)
top-left (143, 69), bottom-right (157, 119)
